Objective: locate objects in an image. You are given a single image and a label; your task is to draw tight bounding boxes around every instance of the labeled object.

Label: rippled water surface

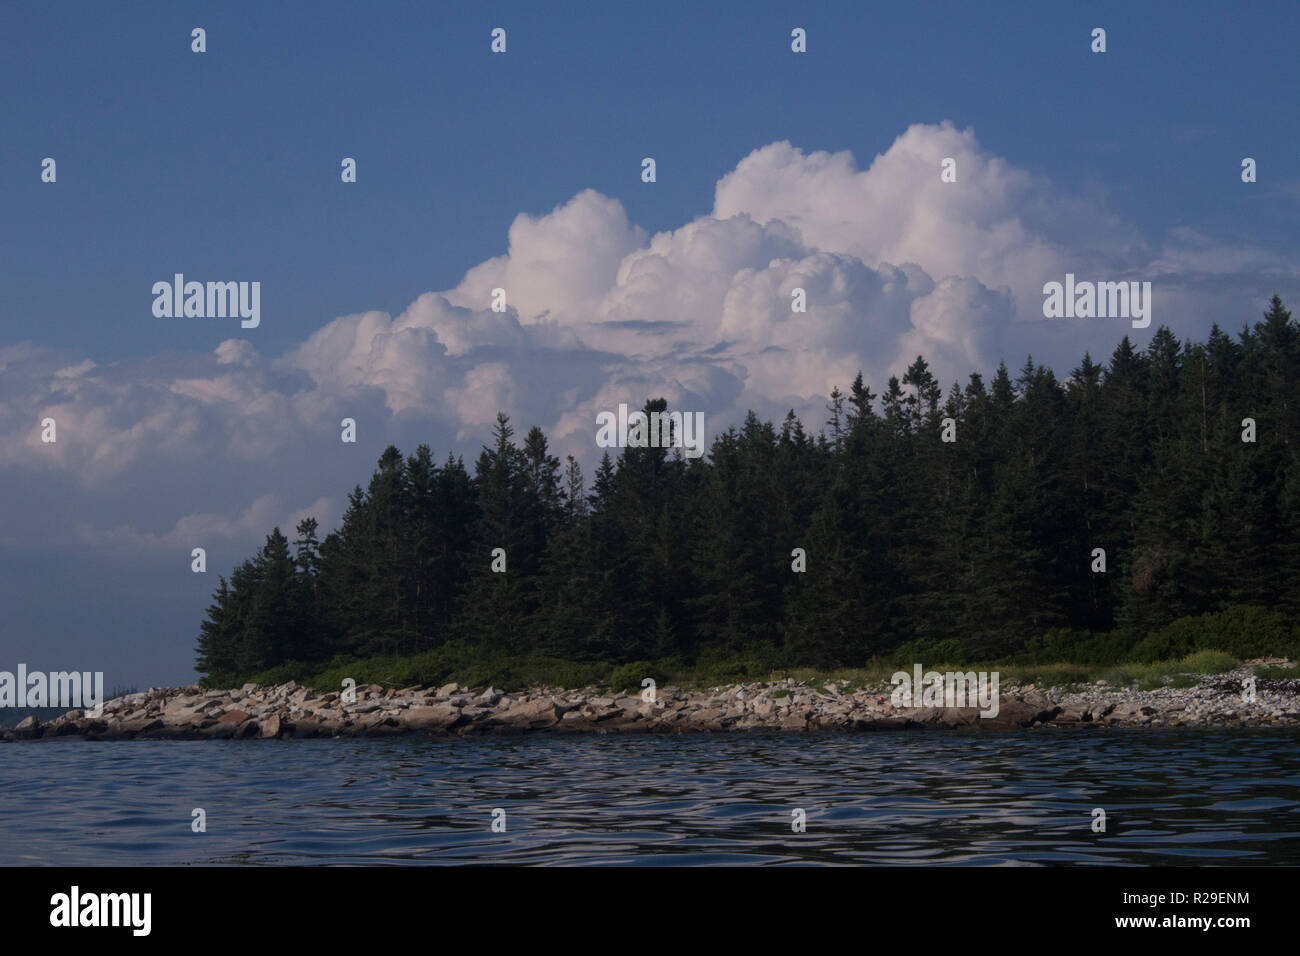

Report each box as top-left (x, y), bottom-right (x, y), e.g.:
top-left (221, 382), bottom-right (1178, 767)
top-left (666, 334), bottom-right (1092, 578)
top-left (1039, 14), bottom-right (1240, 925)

top-left (4, 731), bottom-right (1299, 865)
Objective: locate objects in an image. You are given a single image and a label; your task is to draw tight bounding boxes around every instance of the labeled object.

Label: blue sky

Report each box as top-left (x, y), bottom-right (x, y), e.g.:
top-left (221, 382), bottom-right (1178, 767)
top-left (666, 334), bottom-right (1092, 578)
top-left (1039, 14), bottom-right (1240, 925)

top-left (5, 0), bottom-right (1297, 360)
top-left (1, 0), bottom-right (1297, 688)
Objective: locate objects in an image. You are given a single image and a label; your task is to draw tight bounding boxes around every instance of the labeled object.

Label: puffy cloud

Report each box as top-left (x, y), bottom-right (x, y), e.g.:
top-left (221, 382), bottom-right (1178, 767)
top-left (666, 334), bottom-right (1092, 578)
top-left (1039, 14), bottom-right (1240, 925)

top-left (901, 277), bottom-right (1016, 388)
top-left (2, 123), bottom-right (1296, 553)
top-left (77, 495), bottom-right (336, 552)
top-left (446, 189), bottom-right (646, 321)
top-left (712, 123), bottom-right (1146, 318)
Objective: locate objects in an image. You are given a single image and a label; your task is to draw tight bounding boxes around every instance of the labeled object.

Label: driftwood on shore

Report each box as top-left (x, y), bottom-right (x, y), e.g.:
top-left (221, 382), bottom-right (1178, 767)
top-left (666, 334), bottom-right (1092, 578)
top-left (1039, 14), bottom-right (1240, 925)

top-left (5, 663), bottom-right (1299, 741)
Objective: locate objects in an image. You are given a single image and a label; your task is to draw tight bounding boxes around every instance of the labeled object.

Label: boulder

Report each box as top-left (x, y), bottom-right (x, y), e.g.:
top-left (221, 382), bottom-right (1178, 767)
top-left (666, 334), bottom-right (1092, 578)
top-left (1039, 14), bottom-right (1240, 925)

top-left (285, 717), bottom-right (321, 738)
top-left (1055, 703), bottom-right (1091, 723)
top-left (977, 695), bottom-right (1060, 729)
top-left (933, 706), bottom-right (983, 728)
top-left (198, 721), bottom-right (238, 739)
top-left (120, 717), bottom-right (165, 735)
top-left (501, 698), bottom-right (562, 730)
top-left (779, 712), bottom-right (809, 731)
top-left (354, 711), bottom-right (402, 735)
top-left (315, 717), bottom-right (348, 737)
top-left (558, 711), bottom-right (600, 732)
top-left (162, 704), bottom-right (202, 725)
top-left (677, 707), bottom-right (725, 731)
top-left (1090, 701), bottom-right (1115, 719)
top-left (403, 704), bottom-right (460, 732)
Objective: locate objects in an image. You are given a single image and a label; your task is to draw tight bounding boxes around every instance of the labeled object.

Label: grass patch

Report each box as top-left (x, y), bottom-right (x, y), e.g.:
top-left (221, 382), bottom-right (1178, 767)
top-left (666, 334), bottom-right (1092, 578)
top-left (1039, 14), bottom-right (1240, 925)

top-left (1092, 652), bottom-right (1238, 691)
top-left (1174, 649), bottom-right (1237, 675)
top-left (999, 663), bottom-right (1092, 689)
top-left (607, 661), bottom-right (672, 694)
top-left (1253, 664), bottom-right (1299, 680)
top-left (242, 648), bottom-right (618, 695)
top-left (214, 646), bottom-right (1247, 695)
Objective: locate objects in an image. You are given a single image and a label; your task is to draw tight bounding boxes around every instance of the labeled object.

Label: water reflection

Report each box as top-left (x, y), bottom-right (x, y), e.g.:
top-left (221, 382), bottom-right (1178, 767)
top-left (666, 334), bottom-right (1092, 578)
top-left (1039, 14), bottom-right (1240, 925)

top-left (2, 730), bottom-right (1298, 865)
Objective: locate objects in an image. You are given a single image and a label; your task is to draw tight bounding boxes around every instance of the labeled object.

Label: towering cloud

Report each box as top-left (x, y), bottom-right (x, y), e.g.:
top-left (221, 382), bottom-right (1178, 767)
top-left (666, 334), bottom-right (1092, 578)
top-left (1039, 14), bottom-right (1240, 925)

top-left (1, 123), bottom-right (1295, 552)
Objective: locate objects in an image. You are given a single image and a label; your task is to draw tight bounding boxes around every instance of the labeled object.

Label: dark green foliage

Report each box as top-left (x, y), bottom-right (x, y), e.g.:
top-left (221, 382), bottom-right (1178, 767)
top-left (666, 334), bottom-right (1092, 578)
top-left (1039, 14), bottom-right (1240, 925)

top-left (607, 661), bottom-right (671, 693)
top-left (1018, 627), bottom-right (1139, 666)
top-left (196, 300), bottom-right (1300, 683)
top-left (1128, 606), bottom-right (1300, 663)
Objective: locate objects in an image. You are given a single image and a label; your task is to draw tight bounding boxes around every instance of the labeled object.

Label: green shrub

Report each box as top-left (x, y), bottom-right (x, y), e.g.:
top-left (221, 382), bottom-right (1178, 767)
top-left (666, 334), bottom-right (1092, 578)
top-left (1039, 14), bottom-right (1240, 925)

top-left (1173, 650), bottom-right (1237, 674)
top-left (1021, 629), bottom-right (1090, 664)
top-left (538, 660), bottom-right (612, 690)
top-left (242, 662), bottom-right (304, 687)
top-left (608, 660), bottom-right (670, 693)
top-left (1253, 665), bottom-right (1300, 680)
top-left (689, 644), bottom-right (782, 685)
top-left (1015, 663), bottom-right (1091, 688)
top-left (1020, 628), bottom-right (1138, 666)
top-left (889, 637), bottom-right (964, 667)
top-left (1130, 606), bottom-right (1297, 662)
top-left (300, 649), bottom-right (459, 693)
top-left (1098, 664), bottom-right (1146, 688)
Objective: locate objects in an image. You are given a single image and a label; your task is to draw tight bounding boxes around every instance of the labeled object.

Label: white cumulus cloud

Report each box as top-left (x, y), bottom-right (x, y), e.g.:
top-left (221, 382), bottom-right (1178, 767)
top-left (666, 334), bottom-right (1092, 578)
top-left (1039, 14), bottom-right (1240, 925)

top-left (1, 122), bottom-right (1296, 550)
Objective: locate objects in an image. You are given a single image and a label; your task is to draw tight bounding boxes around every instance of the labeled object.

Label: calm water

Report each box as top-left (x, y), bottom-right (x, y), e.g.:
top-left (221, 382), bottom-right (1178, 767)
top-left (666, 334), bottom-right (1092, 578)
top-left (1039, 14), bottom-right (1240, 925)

top-left (3, 730), bottom-right (1299, 865)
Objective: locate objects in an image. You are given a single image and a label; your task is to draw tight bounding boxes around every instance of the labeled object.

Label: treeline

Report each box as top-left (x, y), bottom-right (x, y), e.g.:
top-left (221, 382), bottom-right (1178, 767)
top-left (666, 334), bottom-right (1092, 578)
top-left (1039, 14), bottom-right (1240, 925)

top-left (196, 297), bottom-right (1300, 684)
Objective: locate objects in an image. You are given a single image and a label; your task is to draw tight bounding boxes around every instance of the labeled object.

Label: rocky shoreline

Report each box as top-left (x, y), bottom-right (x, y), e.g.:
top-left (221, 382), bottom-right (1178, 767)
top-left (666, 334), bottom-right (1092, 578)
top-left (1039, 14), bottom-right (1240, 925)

top-left (5, 663), bottom-right (1299, 741)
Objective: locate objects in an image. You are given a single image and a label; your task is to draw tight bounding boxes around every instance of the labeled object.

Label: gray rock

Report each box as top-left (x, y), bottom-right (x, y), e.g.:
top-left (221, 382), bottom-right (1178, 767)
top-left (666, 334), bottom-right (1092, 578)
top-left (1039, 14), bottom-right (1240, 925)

top-left (121, 717), bottom-right (165, 735)
top-left (403, 704), bottom-right (460, 732)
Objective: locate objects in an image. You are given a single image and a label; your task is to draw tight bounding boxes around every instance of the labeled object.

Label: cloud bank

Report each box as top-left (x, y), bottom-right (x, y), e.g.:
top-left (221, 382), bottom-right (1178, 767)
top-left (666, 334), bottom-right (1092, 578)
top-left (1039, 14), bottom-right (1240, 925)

top-left (3, 121), bottom-right (1297, 550)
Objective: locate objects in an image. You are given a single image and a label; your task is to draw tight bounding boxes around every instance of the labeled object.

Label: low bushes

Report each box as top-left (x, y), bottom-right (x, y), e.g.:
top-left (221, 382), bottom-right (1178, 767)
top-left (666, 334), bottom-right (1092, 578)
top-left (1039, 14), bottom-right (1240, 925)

top-left (1129, 606), bottom-right (1299, 663)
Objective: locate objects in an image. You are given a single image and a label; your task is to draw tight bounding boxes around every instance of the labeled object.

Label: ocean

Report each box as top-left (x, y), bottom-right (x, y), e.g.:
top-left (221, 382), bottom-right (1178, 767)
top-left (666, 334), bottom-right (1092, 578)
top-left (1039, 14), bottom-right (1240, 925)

top-left (4, 730), bottom-right (1298, 865)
